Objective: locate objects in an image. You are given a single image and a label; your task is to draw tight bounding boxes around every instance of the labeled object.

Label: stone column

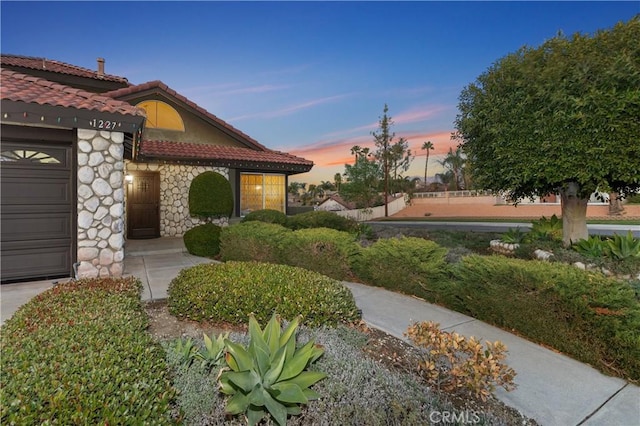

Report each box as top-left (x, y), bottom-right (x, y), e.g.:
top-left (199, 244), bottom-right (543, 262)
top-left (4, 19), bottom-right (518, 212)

top-left (76, 129), bottom-right (125, 278)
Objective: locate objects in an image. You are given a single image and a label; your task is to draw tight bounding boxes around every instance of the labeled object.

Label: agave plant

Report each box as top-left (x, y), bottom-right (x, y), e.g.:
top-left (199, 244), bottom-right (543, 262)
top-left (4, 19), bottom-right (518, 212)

top-left (606, 231), bottom-right (640, 260)
top-left (195, 332), bottom-right (228, 370)
top-left (526, 215), bottom-right (563, 242)
top-left (219, 314), bottom-right (326, 426)
top-left (501, 227), bottom-right (525, 244)
top-left (573, 235), bottom-right (606, 258)
top-left (171, 337), bottom-right (199, 367)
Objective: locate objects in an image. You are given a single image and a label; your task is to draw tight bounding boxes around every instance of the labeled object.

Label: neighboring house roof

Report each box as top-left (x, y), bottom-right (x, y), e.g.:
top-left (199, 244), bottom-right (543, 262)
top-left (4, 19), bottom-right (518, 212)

top-left (139, 140), bottom-right (313, 173)
top-left (318, 194), bottom-right (356, 210)
top-left (1, 54), bottom-right (129, 84)
top-left (104, 80), bottom-right (270, 152)
top-left (1, 68), bottom-right (142, 117)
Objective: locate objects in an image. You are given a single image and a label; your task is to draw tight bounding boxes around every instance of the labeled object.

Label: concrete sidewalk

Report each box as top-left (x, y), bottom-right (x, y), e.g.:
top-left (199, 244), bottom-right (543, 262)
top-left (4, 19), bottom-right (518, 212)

top-left (1, 238), bottom-right (638, 425)
top-left (344, 282), bottom-right (639, 426)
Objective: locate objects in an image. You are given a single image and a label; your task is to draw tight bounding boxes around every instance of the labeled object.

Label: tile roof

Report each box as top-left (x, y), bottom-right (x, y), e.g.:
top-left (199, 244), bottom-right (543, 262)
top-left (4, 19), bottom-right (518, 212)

top-left (0, 54), bottom-right (129, 84)
top-left (1, 68), bottom-right (144, 117)
top-left (140, 140), bottom-right (313, 168)
top-left (104, 81), bottom-right (269, 151)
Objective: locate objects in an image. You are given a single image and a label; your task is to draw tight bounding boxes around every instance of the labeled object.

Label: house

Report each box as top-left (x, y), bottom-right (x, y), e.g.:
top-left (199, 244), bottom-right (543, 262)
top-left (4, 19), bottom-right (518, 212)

top-left (316, 194), bottom-right (356, 212)
top-left (1, 54), bottom-right (313, 282)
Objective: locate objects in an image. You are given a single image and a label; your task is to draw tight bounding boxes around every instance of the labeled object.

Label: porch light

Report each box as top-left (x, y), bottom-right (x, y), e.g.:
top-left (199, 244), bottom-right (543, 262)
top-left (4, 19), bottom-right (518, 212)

top-left (125, 174), bottom-right (134, 182)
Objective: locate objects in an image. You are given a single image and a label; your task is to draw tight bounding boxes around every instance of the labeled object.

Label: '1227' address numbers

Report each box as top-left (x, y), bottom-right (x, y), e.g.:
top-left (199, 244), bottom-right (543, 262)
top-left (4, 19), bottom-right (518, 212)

top-left (89, 119), bottom-right (121, 130)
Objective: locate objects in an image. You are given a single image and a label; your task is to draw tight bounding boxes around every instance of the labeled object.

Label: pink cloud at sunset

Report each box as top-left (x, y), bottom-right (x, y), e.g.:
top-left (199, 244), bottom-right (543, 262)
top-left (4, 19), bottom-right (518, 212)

top-left (288, 129), bottom-right (459, 184)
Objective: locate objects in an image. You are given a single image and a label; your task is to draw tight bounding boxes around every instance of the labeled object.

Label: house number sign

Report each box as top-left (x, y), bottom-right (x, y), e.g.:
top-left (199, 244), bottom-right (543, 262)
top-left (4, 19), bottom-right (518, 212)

top-left (88, 119), bottom-right (122, 130)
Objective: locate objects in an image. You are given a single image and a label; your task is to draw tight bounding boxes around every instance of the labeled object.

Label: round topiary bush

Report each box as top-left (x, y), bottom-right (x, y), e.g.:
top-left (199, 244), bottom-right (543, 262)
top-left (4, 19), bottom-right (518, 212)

top-left (241, 209), bottom-right (288, 225)
top-left (168, 261), bottom-right (361, 327)
top-left (188, 171), bottom-right (233, 219)
top-left (183, 223), bottom-right (222, 257)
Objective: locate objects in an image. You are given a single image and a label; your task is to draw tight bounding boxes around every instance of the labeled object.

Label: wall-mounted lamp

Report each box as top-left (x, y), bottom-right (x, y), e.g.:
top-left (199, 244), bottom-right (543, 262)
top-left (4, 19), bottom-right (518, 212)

top-left (125, 174), bottom-right (134, 182)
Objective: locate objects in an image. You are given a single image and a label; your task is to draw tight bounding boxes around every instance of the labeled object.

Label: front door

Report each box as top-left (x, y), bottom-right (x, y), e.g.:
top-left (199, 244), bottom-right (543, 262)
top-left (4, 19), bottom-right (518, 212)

top-left (126, 171), bottom-right (160, 239)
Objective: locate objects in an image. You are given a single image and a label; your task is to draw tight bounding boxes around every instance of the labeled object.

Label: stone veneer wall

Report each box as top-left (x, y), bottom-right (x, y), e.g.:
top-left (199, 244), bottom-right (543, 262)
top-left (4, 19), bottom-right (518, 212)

top-left (125, 162), bottom-right (230, 236)
top-left (76, 129), bottom-right (126, 278)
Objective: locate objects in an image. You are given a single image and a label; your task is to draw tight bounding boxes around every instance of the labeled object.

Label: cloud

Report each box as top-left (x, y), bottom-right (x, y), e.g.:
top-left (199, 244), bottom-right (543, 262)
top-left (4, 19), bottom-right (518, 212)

top-left (229, 94), bottom-right (351, 121)
top-left (179, 82), bottom-right (290, 96)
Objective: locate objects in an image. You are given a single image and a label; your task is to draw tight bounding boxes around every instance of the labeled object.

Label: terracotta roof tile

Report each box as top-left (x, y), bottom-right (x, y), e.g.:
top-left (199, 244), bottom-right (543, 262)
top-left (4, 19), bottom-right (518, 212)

top-left (1, 68), bottom-right (144, 117)
top-left (140, 140), bottom-right (313, 168)
top-left (1, 54), bottom-right (129, 84)
top-left (105, 81), bottom-right (269, 151)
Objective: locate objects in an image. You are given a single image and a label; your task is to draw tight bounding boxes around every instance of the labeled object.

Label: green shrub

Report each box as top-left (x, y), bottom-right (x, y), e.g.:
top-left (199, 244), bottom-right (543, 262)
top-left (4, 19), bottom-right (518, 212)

top-left (278, 228), bottom-right (361, 280)
top-left (0, 278), bottom-right (176, 424)
top-left (189, 171), bottom-right (233, 219)
top-left (286, 210), bottom-right (360, 233)
top-left (168, 262), bottom-right (360, 327)
top-left (220, 221), bottom-right (291, 263)
top-left (352, 237), bottom-right (448, 301)
top-left (451, 255), bottom-right (640, 380)
top-left (242, 208), bottom-right (288, 225)
top-left (184, 223), bottom-right (222, 257)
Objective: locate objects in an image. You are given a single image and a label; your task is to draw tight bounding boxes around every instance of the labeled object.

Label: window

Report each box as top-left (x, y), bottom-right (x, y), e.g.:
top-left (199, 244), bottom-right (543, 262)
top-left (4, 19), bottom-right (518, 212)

top-left (240, 173), bottom-right (285, 215)
top-left (136, 100), bottom-right (185, 131)
top-left (1, 149), bottom-right (61, 164)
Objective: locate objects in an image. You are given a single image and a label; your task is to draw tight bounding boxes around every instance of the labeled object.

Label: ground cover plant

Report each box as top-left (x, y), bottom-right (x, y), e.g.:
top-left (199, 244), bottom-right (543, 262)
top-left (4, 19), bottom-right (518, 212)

top-left (0, 277), bottom-right (176, 424)
top-left (168, 261), bottom-right (360, 327)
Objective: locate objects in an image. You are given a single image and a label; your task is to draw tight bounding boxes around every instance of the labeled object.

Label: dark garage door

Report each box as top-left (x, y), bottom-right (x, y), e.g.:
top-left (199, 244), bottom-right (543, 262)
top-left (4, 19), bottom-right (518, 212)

top-left (1, 126), bottom-right (75, 283)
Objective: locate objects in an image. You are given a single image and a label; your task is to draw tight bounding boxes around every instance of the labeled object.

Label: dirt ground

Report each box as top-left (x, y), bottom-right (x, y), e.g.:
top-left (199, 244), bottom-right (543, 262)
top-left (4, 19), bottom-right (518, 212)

top-left (394, 201), bottom-right (640, 220)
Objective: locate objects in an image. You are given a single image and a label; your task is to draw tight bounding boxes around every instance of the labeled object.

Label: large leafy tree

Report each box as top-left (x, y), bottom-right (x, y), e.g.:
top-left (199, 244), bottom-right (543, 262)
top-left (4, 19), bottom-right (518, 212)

top-left (341, 146), bottom-right (382, 208)
top-left (453, 17), bottom-right (640, 246)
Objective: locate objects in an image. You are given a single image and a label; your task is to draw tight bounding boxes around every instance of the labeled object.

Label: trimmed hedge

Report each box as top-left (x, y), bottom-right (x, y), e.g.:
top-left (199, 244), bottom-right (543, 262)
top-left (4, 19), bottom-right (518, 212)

top-left (184, 223), bottom-right (222, 257)
top-left (286, 210), bottom-right (360, 233)
top-left (189, 171), bottom-right (233, 219)
top-left (0, 278), bottom-right (176, 424)
top-left (168, 261), bottom-right (361, 327)
top-left (219, 221), bottom-right (290, 263)
top-left (352, 236), bottom-right (449, 301)
top-left (279, 228), bottom-right (361, 281)
top-left (241, 208), bottom-right (288, 225)
top-left (450, 255), bottom-right (640, 380)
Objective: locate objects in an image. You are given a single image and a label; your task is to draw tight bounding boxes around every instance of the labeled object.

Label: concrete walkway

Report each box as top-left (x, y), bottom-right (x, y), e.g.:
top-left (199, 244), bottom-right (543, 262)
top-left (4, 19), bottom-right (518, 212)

top-left (1, 237), bottom-right (638, 425)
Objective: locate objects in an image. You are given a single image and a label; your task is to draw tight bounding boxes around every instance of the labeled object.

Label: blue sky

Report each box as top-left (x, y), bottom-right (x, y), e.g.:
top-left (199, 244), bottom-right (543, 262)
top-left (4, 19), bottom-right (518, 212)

top-left (2, 1), bottom-right (638, 183)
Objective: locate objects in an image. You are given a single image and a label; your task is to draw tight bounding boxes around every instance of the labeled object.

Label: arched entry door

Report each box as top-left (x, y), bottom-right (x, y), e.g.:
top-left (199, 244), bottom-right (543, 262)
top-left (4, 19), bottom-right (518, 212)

top-left (126, 171), bottom-right (160, 239)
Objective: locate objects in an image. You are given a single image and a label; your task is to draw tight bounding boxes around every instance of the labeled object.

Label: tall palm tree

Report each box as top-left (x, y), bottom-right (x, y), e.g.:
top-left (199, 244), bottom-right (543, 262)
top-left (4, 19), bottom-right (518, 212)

top-left (334, 173), bottom-right (342, 192)
top-left (421, 141), bottom-right (434, 186)
top-left (439, 147), bottom-right (466, 190)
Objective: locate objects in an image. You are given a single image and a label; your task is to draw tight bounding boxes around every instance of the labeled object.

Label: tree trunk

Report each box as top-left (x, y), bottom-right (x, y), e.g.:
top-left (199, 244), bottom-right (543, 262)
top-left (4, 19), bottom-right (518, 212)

top-left (560, 182), bottom-right (589, 247)
top-left (608, 192), bottom-right (625, 216)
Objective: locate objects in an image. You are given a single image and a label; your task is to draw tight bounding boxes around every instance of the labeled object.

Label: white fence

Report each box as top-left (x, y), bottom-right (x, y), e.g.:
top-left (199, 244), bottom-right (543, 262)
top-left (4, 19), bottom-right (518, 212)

top-left (334, 195), bottom-right (409, 221)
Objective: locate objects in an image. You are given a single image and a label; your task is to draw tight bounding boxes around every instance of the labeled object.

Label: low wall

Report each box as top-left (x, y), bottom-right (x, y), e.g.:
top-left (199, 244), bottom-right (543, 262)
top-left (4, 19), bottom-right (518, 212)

top-left (335, 195), bottom-right (408, 221)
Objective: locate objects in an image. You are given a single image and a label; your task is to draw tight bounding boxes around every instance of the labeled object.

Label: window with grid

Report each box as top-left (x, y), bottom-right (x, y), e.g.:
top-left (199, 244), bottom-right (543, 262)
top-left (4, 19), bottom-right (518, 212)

top-left (240, 173), bottom-right (285, 215)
